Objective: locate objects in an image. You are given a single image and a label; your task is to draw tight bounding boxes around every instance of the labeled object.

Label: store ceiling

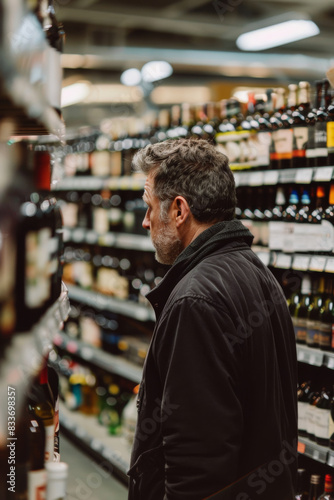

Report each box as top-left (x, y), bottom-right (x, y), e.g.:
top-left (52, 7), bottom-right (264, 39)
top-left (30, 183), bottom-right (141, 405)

top-left (56, 0), bottom-right (334, 128)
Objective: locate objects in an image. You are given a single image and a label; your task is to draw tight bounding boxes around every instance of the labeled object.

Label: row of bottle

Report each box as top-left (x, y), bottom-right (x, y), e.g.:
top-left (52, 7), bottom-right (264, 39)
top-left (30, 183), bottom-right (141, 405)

top-left (62, 244), bottom-right (167, 303)
top-left (236, 183), bottom-right (334, 253)
top-left (296, 470), bottom-right (334, 499)
top-left (0, 361), bottom-right (68, 500)
top-left (0, 142), bottom-right (64, 355)
top-left (57, 181), bottom-right (334, 253)
top-left (297, 382), bottom-right (334, 447)
top-left (63, 301), bottom-right (150, 364)
top-left (58, 188), bottom-right (148, 236)
top-left (288, 275), bottom-right (334, 350)
top-left (45, 78), bottom-right (334, 176)
top-left (55, 354), bottom-right (139, 444)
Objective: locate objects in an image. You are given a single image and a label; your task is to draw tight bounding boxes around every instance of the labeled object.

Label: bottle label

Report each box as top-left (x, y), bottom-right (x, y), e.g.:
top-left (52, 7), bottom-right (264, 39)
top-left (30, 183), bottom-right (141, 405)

top-left (293, 126), bottom-right (308, 155)
top-left (315, 122), bottom-right (328, 158)
top-left (319, 322), bottom-right (332, 348)
top-left (293, 317), bottom-right (307, 343)
top-left (327, 121), bottom-right (334, 148)
top-left (306, 405), bottom-right (317, 436)
top-left (282, 222), bottom-right (294, 254)
top-left (28, 468), bottom-right (46, 500)
top-left (274, 129), bottom-right (293, 157)
top-left (306, 319), bottom-right (320, 345)
top-left (45, 424), bottom-right (55, 463)
top-left (315, 408), bottom-right (331, 439)
top-left (91, 151), bottom-right (111, 176)
top-left (293, 223), bottom-right (313, 253)
top-left (268, 221), bottom-right (284, 251)
top-left (298, 401), bottom-right (308, 432)
top-left (45, 46), bottom-right (62, 110)
top-left (317, 219), bottom-right (334, 253)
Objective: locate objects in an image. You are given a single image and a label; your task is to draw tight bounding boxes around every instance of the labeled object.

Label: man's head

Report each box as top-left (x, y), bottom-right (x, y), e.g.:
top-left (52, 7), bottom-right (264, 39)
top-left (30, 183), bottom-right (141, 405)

top-left (133, 138), bottom-right (236, 265)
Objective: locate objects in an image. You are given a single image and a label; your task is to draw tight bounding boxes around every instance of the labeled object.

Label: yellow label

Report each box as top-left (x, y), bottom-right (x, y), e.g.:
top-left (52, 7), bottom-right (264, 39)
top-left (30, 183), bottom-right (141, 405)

top-left (327, 122), bottom-right (334, 148)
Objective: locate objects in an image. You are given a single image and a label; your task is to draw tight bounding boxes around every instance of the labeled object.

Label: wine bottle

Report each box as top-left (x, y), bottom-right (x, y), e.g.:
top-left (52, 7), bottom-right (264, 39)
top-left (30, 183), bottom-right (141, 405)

top-left (315, 79), bottom-right (330, 167)
top-left (319, 278), bottom-right (334, 351)
top-left (327, 87), bottom-right (334, 166)
top-left (293, 274), bottom-right (312, 344)
top-left (28, 362), bottom-right (55, 463)
top-left (306, 276), bottom-right (323, 348)
top-left (268, 186), bottom-right (287, 251)
top-left (297, 381), bottom-right (312, 436)
top-left (282, 188), bottom-right (299, 253)
top-left (292, 81), bottom-right (311, 169)
top-left (309, 474), bottom-right (321, 500)
top-left (315, 387), bottom-right (331, 447)
top-left (295, 468), bottom-right (308, 499)
top-left (27, 412), bottom-right (46, 500)
top-left (45, 462), bottom-right (68, 500)
top-left (294, 188), bottom-right (313, 253)
top-left (318, 474), bottom-right (334, 500)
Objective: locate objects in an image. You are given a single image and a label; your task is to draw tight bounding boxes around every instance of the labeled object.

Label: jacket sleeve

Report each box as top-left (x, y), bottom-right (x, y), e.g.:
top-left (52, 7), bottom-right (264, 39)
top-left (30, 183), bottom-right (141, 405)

top-left (152, 295), bottom-right (244, 500)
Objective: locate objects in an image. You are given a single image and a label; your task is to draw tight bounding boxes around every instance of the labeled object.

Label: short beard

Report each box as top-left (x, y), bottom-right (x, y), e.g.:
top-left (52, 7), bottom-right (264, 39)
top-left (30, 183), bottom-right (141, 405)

top-left (153, 220), bottom-right (183, 266)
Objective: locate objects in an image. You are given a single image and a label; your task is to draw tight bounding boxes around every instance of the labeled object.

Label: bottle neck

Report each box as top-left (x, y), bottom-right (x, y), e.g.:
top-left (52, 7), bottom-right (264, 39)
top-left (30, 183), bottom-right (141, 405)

top-left (39, 363), bottom-right (49, 385)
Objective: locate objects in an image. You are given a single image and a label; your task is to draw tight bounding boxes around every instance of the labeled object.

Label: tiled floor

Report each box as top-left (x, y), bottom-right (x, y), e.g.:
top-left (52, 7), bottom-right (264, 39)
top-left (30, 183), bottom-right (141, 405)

top-left (60, 432), bottom-right (128, 500)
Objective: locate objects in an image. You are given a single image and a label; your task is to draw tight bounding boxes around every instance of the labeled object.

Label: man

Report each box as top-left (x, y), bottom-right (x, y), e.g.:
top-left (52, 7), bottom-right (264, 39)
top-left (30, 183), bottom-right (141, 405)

top-left (127, 138), bottom-right (297, 500)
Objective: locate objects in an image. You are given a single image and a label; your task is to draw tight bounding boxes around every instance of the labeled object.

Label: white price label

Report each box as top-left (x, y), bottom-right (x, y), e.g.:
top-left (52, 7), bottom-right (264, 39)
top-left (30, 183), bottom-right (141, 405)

top-left (313, 450), bottom-right (320, 461)
top-left (298, 350), bottom-right (305, 362)
top-left (295, 168), bottom-right (313, 184)
top-left (80, 347), bottom-right (94, 360)
top-left (257, 252), bottom-right (270, 267)
top-left (325, 258), bottom-right (334, 273)
top-left (309, 256), bottom-right (327, 272)
top-left (263, 170), bottom-right (279, 185)
top-left (275, 253), bottom-right (292, 269)
top-left (327, 357), bottom-right (334, 370)
top-left (249, 171), bottom-right (264, 186)
top-left (292, 256), bottom-right (310, 271)
top-left (314, 166), bottom-right (333, 182)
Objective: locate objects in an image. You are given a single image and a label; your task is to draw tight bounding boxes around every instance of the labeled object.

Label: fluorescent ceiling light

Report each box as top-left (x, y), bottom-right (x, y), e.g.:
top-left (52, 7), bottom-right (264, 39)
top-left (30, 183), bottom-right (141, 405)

top-left (120, 68), bottom-right (142, 86)
top-left (61, 82), bottom-right (90, 107)
top-left (236, 19), bottom-right (320, 51)
top-left (141, 61), bottom-right (173, 82)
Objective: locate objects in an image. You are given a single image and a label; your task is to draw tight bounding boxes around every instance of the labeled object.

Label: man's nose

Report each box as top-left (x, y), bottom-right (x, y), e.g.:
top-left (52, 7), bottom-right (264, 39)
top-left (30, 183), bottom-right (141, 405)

top-left (142, 211), bottom-right (150, 230)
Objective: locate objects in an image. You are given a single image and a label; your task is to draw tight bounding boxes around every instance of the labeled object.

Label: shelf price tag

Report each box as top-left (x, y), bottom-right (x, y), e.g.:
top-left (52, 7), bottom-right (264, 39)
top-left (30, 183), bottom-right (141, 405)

top-left (326, 356), bottom-right (334, 370)
top-left (314, 166), bottom-right (334, 182)
top-left (119, 177), bottom-right (131, 190)
top-left (257, 251), bottom-right (270, 267)
top-left (275, 253), bottom-right (292, 269)
top-left (325, 258), bottom-right (334, 273)
top-left (297, 441), bottom-right (306, 454)
top-left (308, 352), bottom-right (324, 367)
top-left (309, 256), bottom-right (327, 272)
top-left (81, 346), bottom-right (94, 360)
top-left (292, 255), bottom-right (310, 271)
top-left (327, 452), bottom-right (334, 468)
top-left (313, 449), bottom-right (320, 461)
top-left (297, 349), bottom-right (305, 362)
top-left (263, 170), bottom-right (279, 185)
top-left (249, 171), bottom-right (264, 186)
top-left (295, 168), bottom-right (313, 184)
top-left (233, 172), bottom-right (240, 187)
top-left (86, 230), bottom-right (98, 245)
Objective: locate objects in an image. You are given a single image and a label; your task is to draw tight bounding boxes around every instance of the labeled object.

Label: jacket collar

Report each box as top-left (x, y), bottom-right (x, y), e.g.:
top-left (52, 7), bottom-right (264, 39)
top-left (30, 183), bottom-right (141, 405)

top-left (146, 219), bottom-right (253, 319)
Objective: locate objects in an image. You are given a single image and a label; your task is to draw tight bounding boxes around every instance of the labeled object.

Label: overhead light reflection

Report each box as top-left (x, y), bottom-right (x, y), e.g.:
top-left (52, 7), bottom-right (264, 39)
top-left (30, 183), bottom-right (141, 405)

top-left (237, 19), bottom-right (320, 51)
top-left (141, 61), bottom-right (173, 82)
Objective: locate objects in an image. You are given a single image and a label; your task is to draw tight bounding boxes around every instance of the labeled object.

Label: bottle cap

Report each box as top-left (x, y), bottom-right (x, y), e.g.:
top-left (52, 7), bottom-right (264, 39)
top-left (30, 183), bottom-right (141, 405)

top-left (310, 474), bottom-right (321, 484)
top-left (325, 474), bottom-right (334, 492)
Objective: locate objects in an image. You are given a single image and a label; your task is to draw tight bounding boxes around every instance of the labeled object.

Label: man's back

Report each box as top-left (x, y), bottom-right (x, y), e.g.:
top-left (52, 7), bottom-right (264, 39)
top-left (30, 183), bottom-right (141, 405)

top-left (128, 221), bottom-right (297, 500)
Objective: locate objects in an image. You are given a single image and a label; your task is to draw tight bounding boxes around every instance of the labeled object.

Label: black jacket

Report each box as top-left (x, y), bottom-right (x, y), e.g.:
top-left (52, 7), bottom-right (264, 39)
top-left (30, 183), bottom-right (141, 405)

top-left (128, 219), bottom-right (298, 500)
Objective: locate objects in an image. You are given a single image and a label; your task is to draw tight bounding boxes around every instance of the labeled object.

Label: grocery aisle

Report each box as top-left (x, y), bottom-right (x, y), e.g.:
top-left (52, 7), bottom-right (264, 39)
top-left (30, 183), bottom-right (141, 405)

top-left (60, 432), bottom-right (128, 500)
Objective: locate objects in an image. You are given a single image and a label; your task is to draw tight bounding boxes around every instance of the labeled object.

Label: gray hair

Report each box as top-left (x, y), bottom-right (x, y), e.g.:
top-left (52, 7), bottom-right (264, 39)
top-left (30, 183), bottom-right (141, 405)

top-left (133, 138), bottom-right (236, 223)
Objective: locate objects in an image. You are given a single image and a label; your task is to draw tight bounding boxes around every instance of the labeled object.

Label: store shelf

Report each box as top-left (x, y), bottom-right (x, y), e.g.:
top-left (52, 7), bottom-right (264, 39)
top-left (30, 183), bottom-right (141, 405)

top-left (63, 227), bottom-right (154, 251)
top-left (296, 344), bottom-right (334, 369)
top-left (53, 174), bottom-right (146, 192)
top-left (53, 331), bottom-right (142, 383)
top-left (298, 436), bottom-right (329, 464)
top-left (59, 401), bottom-right (131, 483)
top-left (0, 3), bottom-right (65, 138)
top-left (66, 284), bottom-right (155, 322)
top-left (0, 284), bottom-right (70, 438)
top-left (233, 166), bottom-right (334, 187)
top-left (252, 249), bottom-right (334, 273)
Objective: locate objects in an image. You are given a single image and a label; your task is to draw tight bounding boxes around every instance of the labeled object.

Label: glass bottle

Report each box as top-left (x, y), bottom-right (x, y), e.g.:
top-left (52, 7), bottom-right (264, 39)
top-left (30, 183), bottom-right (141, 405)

top-left (318, 474), bottom-right (334, 500)
top-left (295, 468), bottom-right (308, 499)
top-left (309, 474), bottom-right (321, 500)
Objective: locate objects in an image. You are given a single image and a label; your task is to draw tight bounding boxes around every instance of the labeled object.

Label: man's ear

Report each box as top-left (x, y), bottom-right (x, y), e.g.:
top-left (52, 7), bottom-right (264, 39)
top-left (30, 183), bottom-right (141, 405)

top-left (173, 196), bottom-right (191, 227)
